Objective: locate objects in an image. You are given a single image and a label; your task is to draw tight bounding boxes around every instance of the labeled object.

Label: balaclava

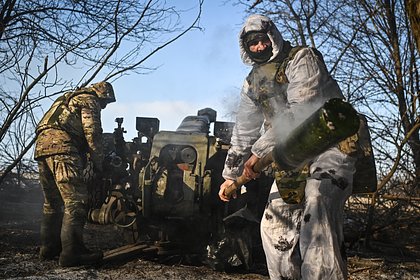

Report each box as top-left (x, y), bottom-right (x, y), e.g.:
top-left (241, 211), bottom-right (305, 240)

top-left (239, 14), bottom-right (284, 66)
top-left (243, 31), bottom-right (273, 64)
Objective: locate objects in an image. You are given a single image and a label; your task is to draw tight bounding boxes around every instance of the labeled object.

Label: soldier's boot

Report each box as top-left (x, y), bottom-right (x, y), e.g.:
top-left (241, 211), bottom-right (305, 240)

top-left (39, 212), bottom-right (63, 260)
top-left (58, 214), bottom-right (103, 267)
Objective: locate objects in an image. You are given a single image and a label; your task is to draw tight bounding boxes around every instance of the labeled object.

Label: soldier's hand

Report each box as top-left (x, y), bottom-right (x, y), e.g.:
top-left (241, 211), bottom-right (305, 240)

top-left (219, 179), bottom-right (237, 202)
top-left (244, 154), bottom-right (260, 179)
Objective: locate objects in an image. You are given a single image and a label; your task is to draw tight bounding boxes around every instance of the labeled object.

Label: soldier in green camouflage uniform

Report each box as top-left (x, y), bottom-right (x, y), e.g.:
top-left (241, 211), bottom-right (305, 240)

top-left (34, 82), bottom-right (116, 267)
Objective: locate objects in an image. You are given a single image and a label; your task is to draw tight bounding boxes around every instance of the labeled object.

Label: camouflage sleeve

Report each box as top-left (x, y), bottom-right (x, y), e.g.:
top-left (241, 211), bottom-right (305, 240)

top-left (73, 94), bottom-right (104, 173)
top-left (251, 127), bottom-right (276, 158)
top-left (286, 48), bottom-right (343, 106)
top-left (222, 80), bottom-right (264, 180)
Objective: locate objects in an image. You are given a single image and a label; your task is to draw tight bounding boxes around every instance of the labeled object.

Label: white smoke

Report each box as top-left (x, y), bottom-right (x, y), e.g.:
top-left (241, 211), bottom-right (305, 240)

top-left (272, 100), bottom-right (326, 143)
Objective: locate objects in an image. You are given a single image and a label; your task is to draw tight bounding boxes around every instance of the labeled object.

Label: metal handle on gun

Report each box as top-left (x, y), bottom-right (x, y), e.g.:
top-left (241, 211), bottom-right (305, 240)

top-left (223, 153), bottom-right (274, 199)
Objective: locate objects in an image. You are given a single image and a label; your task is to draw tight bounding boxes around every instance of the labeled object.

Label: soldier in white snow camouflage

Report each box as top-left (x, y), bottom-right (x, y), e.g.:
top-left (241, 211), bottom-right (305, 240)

top-left (219, 14), bottom-right (356, 280)
top-left (34, 81), bottom-right (115, 267)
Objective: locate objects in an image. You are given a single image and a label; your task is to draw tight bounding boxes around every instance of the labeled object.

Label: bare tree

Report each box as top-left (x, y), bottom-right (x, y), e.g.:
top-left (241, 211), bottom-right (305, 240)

top-left (0, 0), bottom-right (204, 184)
top-left (406, 0), bottom-right (420, 52)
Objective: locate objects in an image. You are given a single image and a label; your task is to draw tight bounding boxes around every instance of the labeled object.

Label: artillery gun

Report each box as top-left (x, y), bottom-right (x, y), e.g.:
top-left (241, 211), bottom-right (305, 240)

top-left (87, 97), bottom-right (377, 270)
top-left (88, 108), bottom-right (271, 270)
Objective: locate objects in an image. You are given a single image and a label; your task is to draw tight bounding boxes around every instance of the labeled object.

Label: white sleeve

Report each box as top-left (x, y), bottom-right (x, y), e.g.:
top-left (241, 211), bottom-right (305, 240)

top-left (222, 80), bottom-right (264, 180)
top-left (286, 48), bottom-right (343, 107)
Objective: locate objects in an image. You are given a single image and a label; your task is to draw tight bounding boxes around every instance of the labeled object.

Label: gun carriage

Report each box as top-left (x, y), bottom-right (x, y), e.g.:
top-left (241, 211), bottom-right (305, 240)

top-left (88, 108), bottom-right (271, 269)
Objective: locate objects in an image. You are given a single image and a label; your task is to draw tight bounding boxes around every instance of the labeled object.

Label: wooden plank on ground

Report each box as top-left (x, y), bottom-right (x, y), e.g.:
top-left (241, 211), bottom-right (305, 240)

top-left (103, 243), bottom-right (154, 263)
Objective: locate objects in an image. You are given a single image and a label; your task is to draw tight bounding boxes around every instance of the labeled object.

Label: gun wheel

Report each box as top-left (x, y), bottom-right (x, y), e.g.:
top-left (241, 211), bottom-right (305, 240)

top-left (109, 191), bottom-right (138, 228)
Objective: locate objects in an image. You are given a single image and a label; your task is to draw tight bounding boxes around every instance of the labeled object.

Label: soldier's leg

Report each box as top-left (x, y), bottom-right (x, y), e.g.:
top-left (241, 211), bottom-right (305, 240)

top-left (299, 148), bottom-right (355, 280)
top-left (38, 158), bottom-right (64, 260)
top-left (51, 154), bottom-right (102, 267)
top-left (260, 181), bottom-right (303, 279)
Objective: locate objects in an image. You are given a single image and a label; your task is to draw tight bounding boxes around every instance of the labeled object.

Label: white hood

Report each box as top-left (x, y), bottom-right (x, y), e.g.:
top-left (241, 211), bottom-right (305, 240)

top-left (239, 14), bottom-right (284, 66)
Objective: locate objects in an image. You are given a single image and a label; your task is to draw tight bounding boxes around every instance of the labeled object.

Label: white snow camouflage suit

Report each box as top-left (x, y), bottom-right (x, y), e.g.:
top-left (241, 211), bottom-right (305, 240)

top-left (222, 14), bottom-right (356, 280)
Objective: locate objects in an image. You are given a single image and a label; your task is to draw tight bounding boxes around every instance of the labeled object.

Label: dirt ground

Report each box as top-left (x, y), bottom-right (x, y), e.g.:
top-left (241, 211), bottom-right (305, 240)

top-left (0, 183), bottom-right (419, 280)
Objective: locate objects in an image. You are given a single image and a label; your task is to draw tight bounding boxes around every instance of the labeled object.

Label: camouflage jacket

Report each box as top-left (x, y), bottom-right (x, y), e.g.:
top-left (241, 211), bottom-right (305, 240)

top-left (34, 89), bottom-right (104, 172)
top-left (223, 14), bottom-right (343, 180)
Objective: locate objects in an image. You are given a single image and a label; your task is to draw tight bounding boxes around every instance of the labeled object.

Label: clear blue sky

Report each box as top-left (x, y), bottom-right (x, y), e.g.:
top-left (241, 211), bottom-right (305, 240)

top-left (102, 1), bottom-right (250, 140)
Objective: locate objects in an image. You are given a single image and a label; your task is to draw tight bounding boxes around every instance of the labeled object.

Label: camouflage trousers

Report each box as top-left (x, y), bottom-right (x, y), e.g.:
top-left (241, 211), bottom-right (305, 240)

top-left (260, 147), bottom-right (356, 280)
top-left (37, 154), bottom-right (89, 224)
